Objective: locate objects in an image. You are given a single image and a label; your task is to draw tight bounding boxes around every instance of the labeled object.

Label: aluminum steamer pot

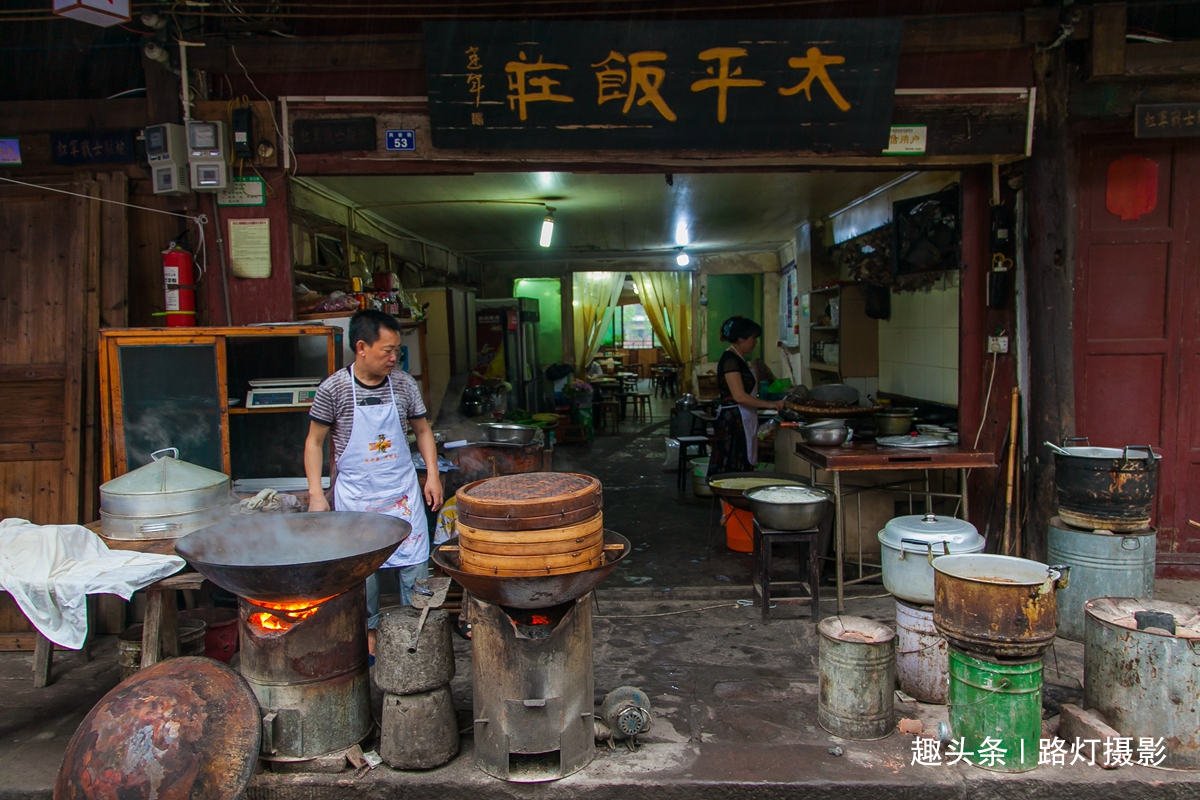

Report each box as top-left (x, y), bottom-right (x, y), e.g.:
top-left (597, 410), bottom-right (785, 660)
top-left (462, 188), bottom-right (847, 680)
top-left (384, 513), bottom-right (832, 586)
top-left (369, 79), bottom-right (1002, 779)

top-left (1051, 438), bottom-right (1161, 532)
top-left (877, 514), bottom-right (984, 605)
top-left (933, 554), bottom-right (1071, 659)
top-left (100, 448), bottom-right (231, 540)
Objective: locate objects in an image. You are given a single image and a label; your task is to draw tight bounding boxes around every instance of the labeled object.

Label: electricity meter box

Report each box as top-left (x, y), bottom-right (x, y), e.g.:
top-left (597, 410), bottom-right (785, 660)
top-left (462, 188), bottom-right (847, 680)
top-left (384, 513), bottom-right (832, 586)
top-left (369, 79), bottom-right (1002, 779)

top-left (145, 123), bottom-right (190, 196)
top-left (188, 120), bottom-right (229, 191)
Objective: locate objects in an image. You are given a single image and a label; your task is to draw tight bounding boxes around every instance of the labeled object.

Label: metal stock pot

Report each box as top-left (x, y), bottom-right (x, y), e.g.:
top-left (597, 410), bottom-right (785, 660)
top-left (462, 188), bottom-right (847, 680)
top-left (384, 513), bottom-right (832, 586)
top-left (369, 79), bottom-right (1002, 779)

top-left (1049, 439), bottom-right (1161, 532)
top-left (933, 554), bottom-right (1071, 659)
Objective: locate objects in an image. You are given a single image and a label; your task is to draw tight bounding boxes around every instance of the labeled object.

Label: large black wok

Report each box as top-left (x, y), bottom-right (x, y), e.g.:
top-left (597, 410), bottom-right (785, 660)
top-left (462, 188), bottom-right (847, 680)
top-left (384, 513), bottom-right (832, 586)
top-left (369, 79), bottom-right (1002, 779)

top-left (431, 531), bottom-right (629, 609)
top-left (176, 512), bottom-right (409, 603)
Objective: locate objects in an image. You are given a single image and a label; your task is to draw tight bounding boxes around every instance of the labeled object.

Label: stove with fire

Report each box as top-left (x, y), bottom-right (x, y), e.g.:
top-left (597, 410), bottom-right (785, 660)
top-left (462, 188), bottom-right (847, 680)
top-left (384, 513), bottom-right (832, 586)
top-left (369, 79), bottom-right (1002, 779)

top-left (177, 511), bottom-right (409, 763)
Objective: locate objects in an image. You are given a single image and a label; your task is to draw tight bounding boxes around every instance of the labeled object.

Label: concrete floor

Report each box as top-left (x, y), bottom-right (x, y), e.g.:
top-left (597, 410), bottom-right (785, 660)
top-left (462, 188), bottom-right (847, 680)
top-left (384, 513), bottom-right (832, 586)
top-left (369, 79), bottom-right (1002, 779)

top-left (3, 414), bottom-right (1200, 799)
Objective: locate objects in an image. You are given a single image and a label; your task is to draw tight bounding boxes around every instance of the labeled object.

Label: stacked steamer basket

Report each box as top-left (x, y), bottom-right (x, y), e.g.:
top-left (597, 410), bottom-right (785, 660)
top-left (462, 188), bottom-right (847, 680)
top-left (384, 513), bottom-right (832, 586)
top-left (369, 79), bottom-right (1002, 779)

top-left (455, 473), bottom-right (604, 576)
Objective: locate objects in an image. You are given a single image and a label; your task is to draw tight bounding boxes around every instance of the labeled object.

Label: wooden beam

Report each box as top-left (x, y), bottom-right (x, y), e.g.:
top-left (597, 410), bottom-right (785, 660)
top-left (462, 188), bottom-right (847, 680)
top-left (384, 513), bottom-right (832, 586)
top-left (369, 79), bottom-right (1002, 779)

top-left (1025, 48), bottom-right (1077, 563)
top-left (0, 100), bottom-right (150, 134)
top-left (1126, 41), bottom-right (1200, 78)
top-left (188, 34), bottom-right (424, 73)
top-left (1089, 4), bottom-right (1127, 80)
top-left (189, 17), bottom-right (1055, 80)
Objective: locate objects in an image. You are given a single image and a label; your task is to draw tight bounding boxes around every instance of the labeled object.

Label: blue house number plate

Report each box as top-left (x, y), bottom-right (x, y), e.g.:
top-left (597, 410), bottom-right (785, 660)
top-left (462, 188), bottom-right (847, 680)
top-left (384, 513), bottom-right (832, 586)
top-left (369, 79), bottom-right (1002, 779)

top-left (385, 130), bottom-right (416, 151)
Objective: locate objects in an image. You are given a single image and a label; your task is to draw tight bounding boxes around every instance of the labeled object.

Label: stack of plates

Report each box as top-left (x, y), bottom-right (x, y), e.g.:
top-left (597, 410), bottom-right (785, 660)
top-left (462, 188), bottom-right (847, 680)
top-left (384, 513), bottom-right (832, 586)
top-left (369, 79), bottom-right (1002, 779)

top-left (454, 473), bottom-right (604, 577)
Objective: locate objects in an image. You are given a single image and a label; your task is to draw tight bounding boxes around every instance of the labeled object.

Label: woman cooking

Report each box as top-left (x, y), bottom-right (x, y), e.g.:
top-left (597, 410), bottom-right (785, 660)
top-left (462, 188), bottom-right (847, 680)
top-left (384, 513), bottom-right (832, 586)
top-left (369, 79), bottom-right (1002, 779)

top-left (708, 316), bottom-right (785, 477)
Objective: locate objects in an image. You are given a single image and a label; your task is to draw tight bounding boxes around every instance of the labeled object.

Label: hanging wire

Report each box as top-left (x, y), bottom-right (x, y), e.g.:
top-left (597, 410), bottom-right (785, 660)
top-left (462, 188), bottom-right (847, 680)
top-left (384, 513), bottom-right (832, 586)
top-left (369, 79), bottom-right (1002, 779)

top-left (0, 176), bottom-right (211, 282)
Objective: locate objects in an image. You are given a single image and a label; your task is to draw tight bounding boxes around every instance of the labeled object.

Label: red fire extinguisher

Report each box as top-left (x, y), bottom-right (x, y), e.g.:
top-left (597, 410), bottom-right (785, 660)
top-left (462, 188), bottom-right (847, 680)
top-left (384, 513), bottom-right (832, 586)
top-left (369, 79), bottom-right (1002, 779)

top-left (162, 243), bottom-right (196, 327)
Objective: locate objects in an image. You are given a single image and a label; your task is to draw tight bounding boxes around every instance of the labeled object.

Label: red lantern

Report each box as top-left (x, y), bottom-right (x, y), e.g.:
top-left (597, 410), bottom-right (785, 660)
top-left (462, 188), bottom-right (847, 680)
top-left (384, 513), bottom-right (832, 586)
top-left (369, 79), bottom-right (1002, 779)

top-left (1105, 154), bottom-right (1158, 221)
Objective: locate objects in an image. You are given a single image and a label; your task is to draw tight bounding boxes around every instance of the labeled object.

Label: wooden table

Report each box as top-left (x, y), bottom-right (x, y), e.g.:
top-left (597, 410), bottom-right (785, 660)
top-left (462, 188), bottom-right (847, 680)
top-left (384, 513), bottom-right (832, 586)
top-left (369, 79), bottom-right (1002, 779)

top-left (23, 524), bottom-right (207, 688)
top-left (792, 441), bottom-right (997, 613)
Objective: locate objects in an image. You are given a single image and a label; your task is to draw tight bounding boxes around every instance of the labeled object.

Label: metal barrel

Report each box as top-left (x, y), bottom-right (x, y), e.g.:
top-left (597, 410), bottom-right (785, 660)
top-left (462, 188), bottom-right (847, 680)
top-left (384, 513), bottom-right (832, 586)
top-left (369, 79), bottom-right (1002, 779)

top-left (818, 616), bottom-right (896, 740)
top-left (947, 647), bottom-right (1042, 773)
top-left (1084, 598), bottom-right (1200, 769)
top-left (117, 620), bottom-right (206, 681)
top-left (895, 600), bottom-right (948, 705)
top-left (1048, 517), bottom-right (1155, 642)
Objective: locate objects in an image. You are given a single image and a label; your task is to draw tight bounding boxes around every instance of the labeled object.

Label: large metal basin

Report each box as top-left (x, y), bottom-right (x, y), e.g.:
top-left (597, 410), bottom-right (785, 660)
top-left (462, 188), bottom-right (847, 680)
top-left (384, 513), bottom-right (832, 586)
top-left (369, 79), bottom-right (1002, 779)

top-left (176, 512), bottom-right (409, 603)
top-left (478, 423), bottom-right (538, 445)
top-left (706, 471), bottom-right (812, 511)
top-left (933, 554), bottom-right (1070, 659)
top-left (431, 531), bottom-right (629, 609)
top-left (744, 485), bottom-right (832, 530)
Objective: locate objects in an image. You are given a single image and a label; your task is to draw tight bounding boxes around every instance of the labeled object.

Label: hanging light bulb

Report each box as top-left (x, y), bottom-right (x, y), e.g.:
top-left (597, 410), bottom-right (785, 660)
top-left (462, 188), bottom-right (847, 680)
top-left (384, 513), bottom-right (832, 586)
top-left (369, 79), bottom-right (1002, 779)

top-left (676, 248), bottom-right (690, 267)
top-left (540, 207), bottom-right (555, 247)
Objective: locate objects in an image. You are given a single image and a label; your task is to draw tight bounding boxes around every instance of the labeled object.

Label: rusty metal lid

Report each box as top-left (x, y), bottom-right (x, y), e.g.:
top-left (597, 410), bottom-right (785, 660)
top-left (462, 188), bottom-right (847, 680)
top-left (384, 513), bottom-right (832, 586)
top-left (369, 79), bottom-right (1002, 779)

top-left (456, 473), bottom-right (602, 528)
top-left (55, 657), bottom-right (260, 800)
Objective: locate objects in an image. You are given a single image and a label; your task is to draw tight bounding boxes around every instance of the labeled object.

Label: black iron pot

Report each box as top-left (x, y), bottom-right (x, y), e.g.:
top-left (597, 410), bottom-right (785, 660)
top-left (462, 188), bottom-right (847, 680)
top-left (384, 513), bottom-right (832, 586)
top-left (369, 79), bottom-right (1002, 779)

top-left (1051, 438), bottom-right (1160, 532)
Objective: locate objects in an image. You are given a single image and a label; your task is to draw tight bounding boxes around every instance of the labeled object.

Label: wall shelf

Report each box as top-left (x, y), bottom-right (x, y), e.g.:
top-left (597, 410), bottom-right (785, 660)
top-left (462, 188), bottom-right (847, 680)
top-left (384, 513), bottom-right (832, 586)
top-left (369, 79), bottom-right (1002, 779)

top-left (810, 363), bottom-right (841, 373)
top-left (811, 325), bottom-right (840, 331)
top-left (228, 406), bottom-right (313, 415)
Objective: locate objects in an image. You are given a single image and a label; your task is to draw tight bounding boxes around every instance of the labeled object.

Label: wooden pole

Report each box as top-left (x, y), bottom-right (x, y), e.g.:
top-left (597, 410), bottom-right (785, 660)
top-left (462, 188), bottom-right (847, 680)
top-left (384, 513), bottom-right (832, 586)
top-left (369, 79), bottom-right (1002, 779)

top-left (1026, 47), bottom-right (1077, 562)
top-left (1001, 387), bottom-right (1020, 556)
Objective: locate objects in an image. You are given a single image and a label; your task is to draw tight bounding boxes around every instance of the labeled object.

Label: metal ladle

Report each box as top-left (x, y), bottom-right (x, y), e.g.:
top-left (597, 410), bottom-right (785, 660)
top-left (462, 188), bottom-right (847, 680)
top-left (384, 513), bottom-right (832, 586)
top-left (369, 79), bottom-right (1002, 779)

top-left (408, 577), bottom-right (451, 654)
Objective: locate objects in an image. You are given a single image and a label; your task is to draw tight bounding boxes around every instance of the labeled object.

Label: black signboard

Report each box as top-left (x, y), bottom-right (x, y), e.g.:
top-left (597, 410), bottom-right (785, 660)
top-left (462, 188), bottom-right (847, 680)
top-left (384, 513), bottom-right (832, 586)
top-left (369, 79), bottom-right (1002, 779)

top-left (292, 118), bottom-right (377, 153)
top-left (1136, 104), bottom-right (1200, 138)
top-left (424, 20), bottom-right (902, 151)
top-left (51, 131), bottom-right (135, 165)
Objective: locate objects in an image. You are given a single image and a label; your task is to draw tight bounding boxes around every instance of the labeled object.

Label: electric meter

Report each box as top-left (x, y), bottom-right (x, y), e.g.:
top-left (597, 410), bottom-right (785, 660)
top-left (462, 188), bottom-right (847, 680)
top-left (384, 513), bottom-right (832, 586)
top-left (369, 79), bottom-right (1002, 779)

top-left (187, 120), bottom-right (228, 191)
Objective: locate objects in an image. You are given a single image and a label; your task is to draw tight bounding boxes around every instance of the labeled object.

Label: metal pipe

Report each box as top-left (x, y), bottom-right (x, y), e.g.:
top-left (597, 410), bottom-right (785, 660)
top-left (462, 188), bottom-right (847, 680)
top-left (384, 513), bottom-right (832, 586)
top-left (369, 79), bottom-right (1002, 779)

top-left (209, 198), bottom-right (234, 325)
top-left (178, 41), bottom-right (191, 125)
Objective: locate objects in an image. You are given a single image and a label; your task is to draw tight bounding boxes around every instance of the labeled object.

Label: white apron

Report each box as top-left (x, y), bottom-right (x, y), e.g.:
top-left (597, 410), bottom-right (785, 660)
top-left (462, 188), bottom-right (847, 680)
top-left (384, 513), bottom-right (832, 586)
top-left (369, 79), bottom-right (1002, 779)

top-left (716, 402), bottom-right (759, 467)
top-left (333, 372), bottom-right (429, 569)
top-left (717, 348), bottom-right (759, 466)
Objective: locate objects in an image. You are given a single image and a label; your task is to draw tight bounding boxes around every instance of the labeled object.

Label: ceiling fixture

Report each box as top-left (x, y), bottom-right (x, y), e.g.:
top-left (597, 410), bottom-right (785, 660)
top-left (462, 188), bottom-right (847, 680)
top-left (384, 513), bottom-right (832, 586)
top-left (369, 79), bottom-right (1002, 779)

top-left (676, 248), bottom-right (690, 267)
top-left (674, 221), bottom-right (689, 246)
top-left (540, 207), bottom-right (555, 248)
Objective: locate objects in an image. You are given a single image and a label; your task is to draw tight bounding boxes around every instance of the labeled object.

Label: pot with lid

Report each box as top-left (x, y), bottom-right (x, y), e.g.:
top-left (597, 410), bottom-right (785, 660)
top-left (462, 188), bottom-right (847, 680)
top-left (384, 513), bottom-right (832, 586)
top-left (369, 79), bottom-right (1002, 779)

top-left (878, 514), bottom-right (984, 605)
top-left (1048, 438), bottom-right (1161, 532)
top-left (100, 448), bottom-right (231, 540)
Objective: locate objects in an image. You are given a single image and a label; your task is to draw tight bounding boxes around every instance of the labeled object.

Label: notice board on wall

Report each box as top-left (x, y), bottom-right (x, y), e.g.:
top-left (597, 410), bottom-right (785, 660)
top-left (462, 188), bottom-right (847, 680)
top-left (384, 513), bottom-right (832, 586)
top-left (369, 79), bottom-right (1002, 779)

top-left (424, 19), bottom-right (902, 152)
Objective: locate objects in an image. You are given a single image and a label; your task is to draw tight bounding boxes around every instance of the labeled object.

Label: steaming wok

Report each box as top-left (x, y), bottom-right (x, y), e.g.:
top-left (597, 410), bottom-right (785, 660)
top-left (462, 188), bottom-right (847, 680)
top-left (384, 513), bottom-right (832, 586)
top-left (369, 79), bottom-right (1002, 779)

top-left (431, 531), bottom-right (629, 609)
top-left (176, 512), bottom-right (409, 603)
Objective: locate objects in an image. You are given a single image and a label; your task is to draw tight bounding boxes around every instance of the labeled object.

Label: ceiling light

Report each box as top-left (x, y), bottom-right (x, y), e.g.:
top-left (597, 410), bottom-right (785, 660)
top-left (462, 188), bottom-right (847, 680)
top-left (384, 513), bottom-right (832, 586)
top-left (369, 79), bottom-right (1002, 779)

top-left (676, 248), bottom-right (690, 267)
top-left (540, 207), bottom-right (555, 248)
top-left (674, 221), bottom-right (689, 246)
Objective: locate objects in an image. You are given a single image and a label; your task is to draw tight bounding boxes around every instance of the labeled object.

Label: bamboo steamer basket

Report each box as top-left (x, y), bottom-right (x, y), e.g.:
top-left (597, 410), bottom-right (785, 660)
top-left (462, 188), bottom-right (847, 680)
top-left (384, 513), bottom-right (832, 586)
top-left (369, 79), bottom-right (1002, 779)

top-left (455, 473), bottom-right (602, 531)
top-left (459, 544), bottom-right (605, 576)
top-left (459, 520), bottom-right (604, 556)
top-left (458, 512), bottom-right (604, 574)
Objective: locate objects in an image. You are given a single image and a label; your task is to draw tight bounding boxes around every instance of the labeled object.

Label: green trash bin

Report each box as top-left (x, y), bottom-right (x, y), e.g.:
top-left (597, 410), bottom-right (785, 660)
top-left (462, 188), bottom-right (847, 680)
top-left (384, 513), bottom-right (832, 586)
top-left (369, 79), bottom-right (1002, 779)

top-left (947, 647), bottom-right (1043, 772)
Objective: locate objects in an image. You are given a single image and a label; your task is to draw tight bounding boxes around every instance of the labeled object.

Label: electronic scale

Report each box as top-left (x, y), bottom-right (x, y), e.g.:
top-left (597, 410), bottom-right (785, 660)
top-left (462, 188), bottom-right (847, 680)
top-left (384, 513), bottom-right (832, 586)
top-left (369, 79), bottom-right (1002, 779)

top-left (245, 378), bottom-right (322, 408)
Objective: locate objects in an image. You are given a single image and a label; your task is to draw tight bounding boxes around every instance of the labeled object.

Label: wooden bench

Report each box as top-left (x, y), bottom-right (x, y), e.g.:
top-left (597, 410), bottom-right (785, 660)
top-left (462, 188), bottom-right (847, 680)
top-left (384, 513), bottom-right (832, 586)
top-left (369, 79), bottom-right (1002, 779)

top-left (23, 524), bottom-right (205, 688)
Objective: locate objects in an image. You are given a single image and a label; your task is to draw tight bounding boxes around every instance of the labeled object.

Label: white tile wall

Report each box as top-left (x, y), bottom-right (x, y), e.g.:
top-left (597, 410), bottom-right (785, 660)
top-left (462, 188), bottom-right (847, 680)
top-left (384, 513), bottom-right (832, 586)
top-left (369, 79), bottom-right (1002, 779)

top-left (877, 276), bottom-right (960, 405)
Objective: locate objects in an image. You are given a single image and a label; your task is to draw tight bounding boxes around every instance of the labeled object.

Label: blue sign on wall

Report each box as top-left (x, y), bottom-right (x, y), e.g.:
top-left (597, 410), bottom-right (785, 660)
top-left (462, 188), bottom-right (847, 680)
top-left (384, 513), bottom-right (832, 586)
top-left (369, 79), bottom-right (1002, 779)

top-left (385, 130), bottom-right (416, 151)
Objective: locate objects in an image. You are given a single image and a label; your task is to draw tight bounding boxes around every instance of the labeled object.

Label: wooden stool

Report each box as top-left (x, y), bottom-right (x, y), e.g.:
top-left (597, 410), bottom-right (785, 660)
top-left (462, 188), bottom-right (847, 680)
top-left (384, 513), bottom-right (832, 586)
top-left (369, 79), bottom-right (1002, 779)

top-left (559, 423), bottom-right (589, 445)
top-left (596, 400), bottom-right (621, 434)
top-left (673, 435), bottom-right (709, 490)
top-left (632, 393), bottom-right (653, 421)
top-left (752, 520), bottom-right (821, 624)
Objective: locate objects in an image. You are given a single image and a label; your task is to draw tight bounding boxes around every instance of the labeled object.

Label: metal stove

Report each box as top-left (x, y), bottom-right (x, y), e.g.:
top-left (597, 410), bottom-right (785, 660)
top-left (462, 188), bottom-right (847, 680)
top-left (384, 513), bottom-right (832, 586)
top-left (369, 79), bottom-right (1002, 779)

top-left (177, 512), bottom-right (410, 764)
top-left (432, 530), bottom-right (631, 783)
top-left (239, 586), bottom-right (372, 761)
top-left (470, 595), bottom-right (593, 781)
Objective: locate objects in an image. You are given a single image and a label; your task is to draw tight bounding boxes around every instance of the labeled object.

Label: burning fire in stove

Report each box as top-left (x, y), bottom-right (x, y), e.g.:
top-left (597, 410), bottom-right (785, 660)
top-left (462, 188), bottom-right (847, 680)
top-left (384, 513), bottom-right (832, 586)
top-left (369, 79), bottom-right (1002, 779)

top-left (248, 596), bottom-right (335, 632)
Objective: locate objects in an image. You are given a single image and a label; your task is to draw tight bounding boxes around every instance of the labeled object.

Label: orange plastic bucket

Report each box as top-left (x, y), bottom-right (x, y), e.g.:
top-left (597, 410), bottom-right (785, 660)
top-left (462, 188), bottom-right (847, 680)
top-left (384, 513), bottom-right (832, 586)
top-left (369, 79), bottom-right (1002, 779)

top-left (722, 501), bottom-right (755, 553)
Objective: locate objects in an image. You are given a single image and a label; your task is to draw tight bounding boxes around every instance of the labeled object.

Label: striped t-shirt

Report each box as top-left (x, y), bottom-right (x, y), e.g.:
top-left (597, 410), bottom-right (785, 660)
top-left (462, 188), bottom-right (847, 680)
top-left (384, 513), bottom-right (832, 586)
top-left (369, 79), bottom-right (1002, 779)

top-left (309, 366), bottom-right (427, 462)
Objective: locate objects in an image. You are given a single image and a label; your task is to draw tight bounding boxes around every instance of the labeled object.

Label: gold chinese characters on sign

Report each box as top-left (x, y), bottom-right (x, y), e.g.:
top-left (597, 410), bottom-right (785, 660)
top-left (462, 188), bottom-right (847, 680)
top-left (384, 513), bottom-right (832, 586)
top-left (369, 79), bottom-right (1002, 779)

top-left (488, 44), bottom-right (852, 124)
